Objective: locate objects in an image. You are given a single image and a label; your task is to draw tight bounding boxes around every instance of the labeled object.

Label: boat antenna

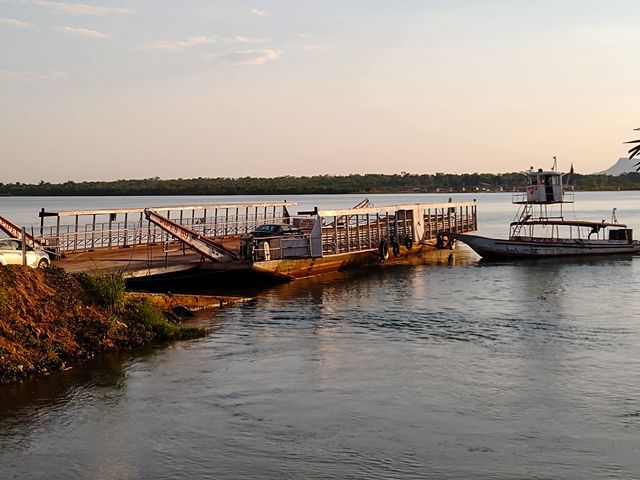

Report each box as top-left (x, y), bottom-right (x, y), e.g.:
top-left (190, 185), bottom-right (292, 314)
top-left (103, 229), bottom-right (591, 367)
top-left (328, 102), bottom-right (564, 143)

top-left (552, 156), bottom-right (557, 171)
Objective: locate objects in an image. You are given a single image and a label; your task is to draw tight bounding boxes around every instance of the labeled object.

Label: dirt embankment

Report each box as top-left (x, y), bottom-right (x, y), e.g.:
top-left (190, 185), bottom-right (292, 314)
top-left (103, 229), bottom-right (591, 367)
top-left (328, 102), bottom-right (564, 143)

top-left (0, 265), bottom-right (204, 383)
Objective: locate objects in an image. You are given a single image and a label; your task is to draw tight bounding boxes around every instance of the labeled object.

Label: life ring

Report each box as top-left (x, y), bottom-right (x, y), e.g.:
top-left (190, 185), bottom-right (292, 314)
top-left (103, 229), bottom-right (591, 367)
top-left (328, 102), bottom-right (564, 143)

top-left (404, 235), bottom-right (413, 250)
top-left (392, 240), bottom-right (400, 257)
top-left (378, 239), bottom-right (389, 260)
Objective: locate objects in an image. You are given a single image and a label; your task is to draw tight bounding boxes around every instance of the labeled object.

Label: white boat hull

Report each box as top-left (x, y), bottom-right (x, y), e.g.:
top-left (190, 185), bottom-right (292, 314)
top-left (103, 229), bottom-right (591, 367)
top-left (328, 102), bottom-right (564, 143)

top-left (456, 234), bottom-right (640, 259)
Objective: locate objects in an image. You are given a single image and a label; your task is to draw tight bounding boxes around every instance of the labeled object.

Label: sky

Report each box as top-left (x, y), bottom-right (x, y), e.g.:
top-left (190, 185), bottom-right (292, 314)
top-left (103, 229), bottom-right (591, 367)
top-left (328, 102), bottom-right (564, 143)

top-left (1, 0), bottom-right (639, 183)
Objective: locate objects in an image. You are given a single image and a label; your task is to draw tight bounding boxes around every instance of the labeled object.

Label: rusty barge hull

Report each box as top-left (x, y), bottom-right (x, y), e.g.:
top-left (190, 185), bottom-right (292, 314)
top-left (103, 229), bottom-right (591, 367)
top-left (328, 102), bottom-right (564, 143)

top-left (252, 250), bottom-right (380, 279)
top-left (251, 243), bottom-right (454, 279)
top-left (245, 200), bottom-right (477, 279)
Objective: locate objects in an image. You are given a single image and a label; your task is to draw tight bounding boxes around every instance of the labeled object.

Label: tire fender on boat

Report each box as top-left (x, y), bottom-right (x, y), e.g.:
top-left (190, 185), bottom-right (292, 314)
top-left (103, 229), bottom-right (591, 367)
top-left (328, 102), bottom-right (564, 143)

top-left (378, 239), bottom-right (389, 261)
top-left (392, 240), bottom-right (400, 257)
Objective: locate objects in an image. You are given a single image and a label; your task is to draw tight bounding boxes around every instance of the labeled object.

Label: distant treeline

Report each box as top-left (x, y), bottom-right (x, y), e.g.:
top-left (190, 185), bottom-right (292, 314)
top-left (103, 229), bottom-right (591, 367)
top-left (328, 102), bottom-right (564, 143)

top-left (2, 172), bottom-right (640, 196)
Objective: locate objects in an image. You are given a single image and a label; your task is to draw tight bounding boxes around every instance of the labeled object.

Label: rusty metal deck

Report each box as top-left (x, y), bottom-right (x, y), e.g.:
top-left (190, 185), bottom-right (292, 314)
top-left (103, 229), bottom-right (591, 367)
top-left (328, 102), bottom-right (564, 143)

top-left (54, 238), bottom-right (247, 277)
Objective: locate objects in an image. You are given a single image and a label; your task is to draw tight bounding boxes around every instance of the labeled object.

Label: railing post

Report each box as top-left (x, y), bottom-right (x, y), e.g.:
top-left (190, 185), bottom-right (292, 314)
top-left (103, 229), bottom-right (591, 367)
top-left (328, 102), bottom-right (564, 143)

top-left (203, 209), bottom-right (208, 236)
top-left (91, 214), bottom-right (96, 249)
top-left (124, 213), bottom-right (129, 247)
top-left (385, 212), bottom-right (391, 243)
top-left (21, 227), bottom-right (26, 266)
top-left (73, 215), bottom-right (79, 252)
top-left (465, 206), bottom-right (469, 231)
top-left (474, 204), bottom-right (478, 230)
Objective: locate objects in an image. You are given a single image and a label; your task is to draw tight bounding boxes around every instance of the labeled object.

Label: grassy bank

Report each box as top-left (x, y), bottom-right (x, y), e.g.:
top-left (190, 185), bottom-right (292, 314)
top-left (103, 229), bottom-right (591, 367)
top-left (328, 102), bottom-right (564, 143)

top-left (0, 265), bottom-right (205, 384)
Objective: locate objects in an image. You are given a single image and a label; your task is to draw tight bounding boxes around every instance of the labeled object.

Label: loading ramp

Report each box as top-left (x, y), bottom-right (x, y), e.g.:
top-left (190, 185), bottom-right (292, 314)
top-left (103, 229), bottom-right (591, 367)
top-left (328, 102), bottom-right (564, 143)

top-left (144, 209), bottom-right (242, 263)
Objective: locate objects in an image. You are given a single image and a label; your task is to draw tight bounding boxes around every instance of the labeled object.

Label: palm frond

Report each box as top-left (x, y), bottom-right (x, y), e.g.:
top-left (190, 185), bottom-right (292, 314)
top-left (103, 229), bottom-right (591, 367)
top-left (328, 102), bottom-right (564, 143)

top-left (625, 130), bottom-right (640, 170)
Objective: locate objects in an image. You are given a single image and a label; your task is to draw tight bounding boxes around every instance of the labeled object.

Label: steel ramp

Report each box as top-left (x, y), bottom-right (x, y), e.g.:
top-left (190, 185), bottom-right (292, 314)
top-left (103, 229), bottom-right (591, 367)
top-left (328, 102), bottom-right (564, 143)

top-left (0, 214), bottom-right (46, 249)
top-left (144, 209), bottom-right (242, 262)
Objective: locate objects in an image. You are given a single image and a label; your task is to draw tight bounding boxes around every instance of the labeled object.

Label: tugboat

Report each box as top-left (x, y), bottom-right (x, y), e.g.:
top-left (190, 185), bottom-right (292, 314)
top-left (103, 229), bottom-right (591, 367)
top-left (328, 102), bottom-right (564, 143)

top-left (456, 165), bottom-right (640, 259)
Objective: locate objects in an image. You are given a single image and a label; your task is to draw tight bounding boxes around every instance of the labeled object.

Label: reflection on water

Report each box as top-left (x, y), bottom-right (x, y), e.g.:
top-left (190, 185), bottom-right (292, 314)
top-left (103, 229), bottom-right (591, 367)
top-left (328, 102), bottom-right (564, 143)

top-left (1, 192), bottom-right (640, 479)
top-left (0, 355), bottom-right (126, 450)
top-left (1, 257), bottom-right (640, 478)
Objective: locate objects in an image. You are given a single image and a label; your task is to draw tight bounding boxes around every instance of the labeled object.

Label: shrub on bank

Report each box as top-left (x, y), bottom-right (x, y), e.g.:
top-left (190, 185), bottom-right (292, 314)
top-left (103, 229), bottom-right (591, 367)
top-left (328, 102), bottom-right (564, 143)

top-left (124, 298), bottom-right (204, 342)
top-left (77, 271), bottom-right (127, 312)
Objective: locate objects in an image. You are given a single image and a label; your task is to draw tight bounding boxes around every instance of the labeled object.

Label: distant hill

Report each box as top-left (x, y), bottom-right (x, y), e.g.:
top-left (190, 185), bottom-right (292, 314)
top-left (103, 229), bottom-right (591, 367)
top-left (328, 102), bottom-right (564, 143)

top-left (596, 157), bottom-right (638, 176)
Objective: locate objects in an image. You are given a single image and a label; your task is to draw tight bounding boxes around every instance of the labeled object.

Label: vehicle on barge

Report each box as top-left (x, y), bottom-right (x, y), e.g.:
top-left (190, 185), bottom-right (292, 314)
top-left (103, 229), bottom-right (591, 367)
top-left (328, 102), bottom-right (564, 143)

top-left (456, 166), bottom-right (640, 259)
top-left (0, 238), bottom-right (50, 268)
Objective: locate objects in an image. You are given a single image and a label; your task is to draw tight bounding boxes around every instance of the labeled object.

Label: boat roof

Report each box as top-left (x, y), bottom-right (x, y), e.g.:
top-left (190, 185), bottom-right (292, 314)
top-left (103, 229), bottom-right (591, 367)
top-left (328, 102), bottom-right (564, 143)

top-left (510, 219), bottom-right (627, 228)
top-left (521, 169), bottom-right (564, 176)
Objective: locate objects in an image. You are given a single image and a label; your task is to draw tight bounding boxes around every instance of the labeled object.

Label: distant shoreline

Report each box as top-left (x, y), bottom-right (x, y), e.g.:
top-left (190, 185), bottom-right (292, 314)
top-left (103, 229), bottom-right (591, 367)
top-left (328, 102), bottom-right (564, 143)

top-left (1, 172), bottom-right (639, 196)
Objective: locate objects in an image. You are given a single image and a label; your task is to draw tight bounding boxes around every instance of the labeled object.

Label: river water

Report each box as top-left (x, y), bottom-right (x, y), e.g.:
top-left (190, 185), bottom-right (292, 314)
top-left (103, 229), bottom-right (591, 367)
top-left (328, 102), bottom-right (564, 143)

top-left (1, 192), bottom-right (640, 479)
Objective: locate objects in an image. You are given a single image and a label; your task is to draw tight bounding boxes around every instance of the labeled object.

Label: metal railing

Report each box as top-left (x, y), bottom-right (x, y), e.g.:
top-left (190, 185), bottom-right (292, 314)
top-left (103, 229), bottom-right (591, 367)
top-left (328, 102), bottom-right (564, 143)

top-left (35, 202), bottom-right (293, 255)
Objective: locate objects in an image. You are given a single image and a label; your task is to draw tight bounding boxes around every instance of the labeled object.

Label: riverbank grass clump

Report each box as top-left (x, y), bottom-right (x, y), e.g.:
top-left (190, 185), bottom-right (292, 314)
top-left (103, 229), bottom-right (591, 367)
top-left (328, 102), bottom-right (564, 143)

top-left (0, 265), bottom-right (205, 383)
top-left (77, 271), bottom-right (127, 311)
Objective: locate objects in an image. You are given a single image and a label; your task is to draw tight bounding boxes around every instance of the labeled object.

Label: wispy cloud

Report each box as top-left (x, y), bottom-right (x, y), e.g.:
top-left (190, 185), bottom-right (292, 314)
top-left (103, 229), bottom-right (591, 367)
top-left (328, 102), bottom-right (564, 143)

top-left (16, 1), bottom-right (129, 16)
top-left (51, 25), bottom-right (108, 38)
top-left (251, 8), bottom-right (268, 16)
top-left (137, 35), bottom-right (217, 51)
top-left (223, 36), bottom-right (270, 44)
top-left (206, 49), bottom-right (281, 65)
top-left (290, 44), bottom-right (324, 51)
top-left (0, 69), bottom-right (67, 80)
top-left (0, 17), bottom-right (32, 28)
top-left (291, 34), bottom-right (323, 50)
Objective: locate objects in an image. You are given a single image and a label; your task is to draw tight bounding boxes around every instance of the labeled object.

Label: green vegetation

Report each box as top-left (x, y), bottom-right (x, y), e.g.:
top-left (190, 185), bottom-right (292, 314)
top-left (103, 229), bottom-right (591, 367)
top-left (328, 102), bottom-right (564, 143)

top-left (2, 171), bottom-right (640, 196)
top-left (126, 299), bottom-right (204, 342)
top-left (77, 271), bottom-right (127, 312)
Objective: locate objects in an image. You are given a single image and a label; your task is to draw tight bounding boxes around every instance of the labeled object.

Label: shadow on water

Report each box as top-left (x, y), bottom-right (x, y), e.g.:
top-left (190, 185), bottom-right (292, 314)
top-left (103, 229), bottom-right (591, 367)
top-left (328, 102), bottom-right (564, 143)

top-left (0, 349), bottom-right (157, 442)
top-left (126, 268), bottom-right (287, 296)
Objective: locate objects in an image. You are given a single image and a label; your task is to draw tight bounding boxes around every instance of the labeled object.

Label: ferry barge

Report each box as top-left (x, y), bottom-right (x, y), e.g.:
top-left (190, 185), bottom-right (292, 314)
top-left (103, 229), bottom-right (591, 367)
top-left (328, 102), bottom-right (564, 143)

top-left (1, 198), bottom-right (477, 279)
